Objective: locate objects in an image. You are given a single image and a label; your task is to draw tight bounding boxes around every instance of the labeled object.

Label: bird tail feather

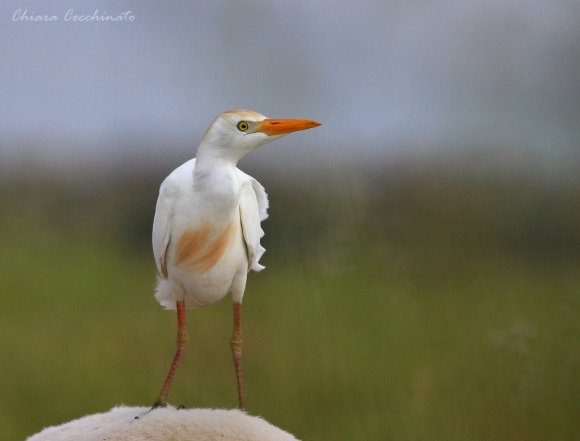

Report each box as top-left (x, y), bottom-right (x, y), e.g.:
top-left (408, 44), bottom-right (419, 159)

top-left (154, 278), bottom-right (177, 310)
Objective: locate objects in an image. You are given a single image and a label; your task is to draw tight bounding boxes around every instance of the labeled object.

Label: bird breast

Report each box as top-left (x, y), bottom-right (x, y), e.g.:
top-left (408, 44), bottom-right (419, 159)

top-left (175, 221), bottom-right (236, 273)
top-left (170, 165), bottom-right (244, 278)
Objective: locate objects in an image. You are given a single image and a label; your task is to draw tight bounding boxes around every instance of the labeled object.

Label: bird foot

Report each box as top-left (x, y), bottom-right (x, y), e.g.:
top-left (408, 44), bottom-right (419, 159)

top-left (177, 404), bottom-right (188, 410)
top-left (134, 401), bottom-right (167, 420)
top-left (151, 400), bottom-right (167, 410)
top-left (147, 400), bottom-right (167, 414)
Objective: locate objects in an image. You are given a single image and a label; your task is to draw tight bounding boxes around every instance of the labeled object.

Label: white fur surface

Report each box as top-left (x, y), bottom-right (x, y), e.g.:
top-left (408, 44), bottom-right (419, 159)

top-left (27, 406), bottom-right (300, 441)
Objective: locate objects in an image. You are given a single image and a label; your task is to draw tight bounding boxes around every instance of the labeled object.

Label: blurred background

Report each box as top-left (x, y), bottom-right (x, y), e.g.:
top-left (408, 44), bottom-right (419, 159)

top-left (1, 1), bottom-right (579, 440)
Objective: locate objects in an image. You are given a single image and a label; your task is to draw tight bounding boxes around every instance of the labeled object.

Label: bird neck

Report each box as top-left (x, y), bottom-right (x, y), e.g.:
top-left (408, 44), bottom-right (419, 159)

top-left (196, 137), bottom-right (246, 167)
top-left (193, 147), bottom-right (239, 196)
top-left (195, 148), bottom-right (238, 173)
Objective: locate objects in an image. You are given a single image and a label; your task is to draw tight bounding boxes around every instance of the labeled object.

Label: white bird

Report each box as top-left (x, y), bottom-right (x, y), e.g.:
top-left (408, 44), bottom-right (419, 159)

top-left (151, 109), bottom-right (320, 410)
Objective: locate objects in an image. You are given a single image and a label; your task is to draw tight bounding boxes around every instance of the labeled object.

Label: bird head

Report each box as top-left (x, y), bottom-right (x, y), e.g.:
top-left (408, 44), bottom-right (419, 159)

top-left (198, 109), bottom-right (321, 164)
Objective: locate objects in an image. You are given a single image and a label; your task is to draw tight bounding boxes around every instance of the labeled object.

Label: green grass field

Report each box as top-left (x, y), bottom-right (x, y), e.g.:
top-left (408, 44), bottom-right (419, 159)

top-left (0, 166), bottom-right (578, 440)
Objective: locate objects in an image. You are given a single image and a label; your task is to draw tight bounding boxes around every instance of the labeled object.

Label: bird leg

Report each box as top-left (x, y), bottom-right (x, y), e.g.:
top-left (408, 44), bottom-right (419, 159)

top-left (231, 302), bottom-right (245, 409)
top-left (152, 299), bottom-right (188, 408)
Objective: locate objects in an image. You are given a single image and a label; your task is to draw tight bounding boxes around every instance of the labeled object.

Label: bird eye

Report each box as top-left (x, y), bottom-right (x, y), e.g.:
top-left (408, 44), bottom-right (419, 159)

top-left (237, 121), bottom-right (250, 132)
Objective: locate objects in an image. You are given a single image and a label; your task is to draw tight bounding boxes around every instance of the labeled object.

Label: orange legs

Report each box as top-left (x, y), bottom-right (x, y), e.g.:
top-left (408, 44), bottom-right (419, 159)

top-left (153, 300), bottom-right (188, 408)
top-left (151, 300), bottom-right (245, 410)
top-left (231, 302), bottom-right (245, 409)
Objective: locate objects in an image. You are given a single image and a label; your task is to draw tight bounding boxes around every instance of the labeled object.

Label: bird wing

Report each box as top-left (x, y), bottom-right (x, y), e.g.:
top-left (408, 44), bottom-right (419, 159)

top-left (237, 170), bottom-right (269, 272)
top-left (152, 159), bottom-right (196, 278)
top-left (152, 181), bottom-right (174, 278)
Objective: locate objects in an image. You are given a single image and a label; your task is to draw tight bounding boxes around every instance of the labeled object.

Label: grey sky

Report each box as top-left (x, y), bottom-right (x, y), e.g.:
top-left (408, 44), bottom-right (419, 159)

top-left (1, 0), bottom-right (578, 174)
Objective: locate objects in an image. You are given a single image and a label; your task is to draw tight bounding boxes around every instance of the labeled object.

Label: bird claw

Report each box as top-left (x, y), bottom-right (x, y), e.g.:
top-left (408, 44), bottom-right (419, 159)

top-left (134, 400), bottom-right (168, 420)
top-left (151, 400), bottom-right (167, 410)
top-left (177, 404), bottom-right (188, 410)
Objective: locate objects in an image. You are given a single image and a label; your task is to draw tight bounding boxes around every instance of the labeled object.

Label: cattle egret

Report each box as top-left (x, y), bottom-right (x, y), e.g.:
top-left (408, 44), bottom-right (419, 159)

top-left (151, 109), bottom-right (320, 410)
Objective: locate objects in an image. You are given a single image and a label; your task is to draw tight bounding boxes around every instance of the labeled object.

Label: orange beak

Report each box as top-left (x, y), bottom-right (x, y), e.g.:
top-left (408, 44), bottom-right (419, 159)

top-left (256, 118), bottom-right (321, 136)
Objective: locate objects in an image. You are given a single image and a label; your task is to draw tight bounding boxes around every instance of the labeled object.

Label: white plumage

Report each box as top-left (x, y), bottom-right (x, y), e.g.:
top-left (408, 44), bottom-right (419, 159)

top-left (150, 109), bottom-right (320, 409)
top-left (152, 157), bottom-right (268, 309)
